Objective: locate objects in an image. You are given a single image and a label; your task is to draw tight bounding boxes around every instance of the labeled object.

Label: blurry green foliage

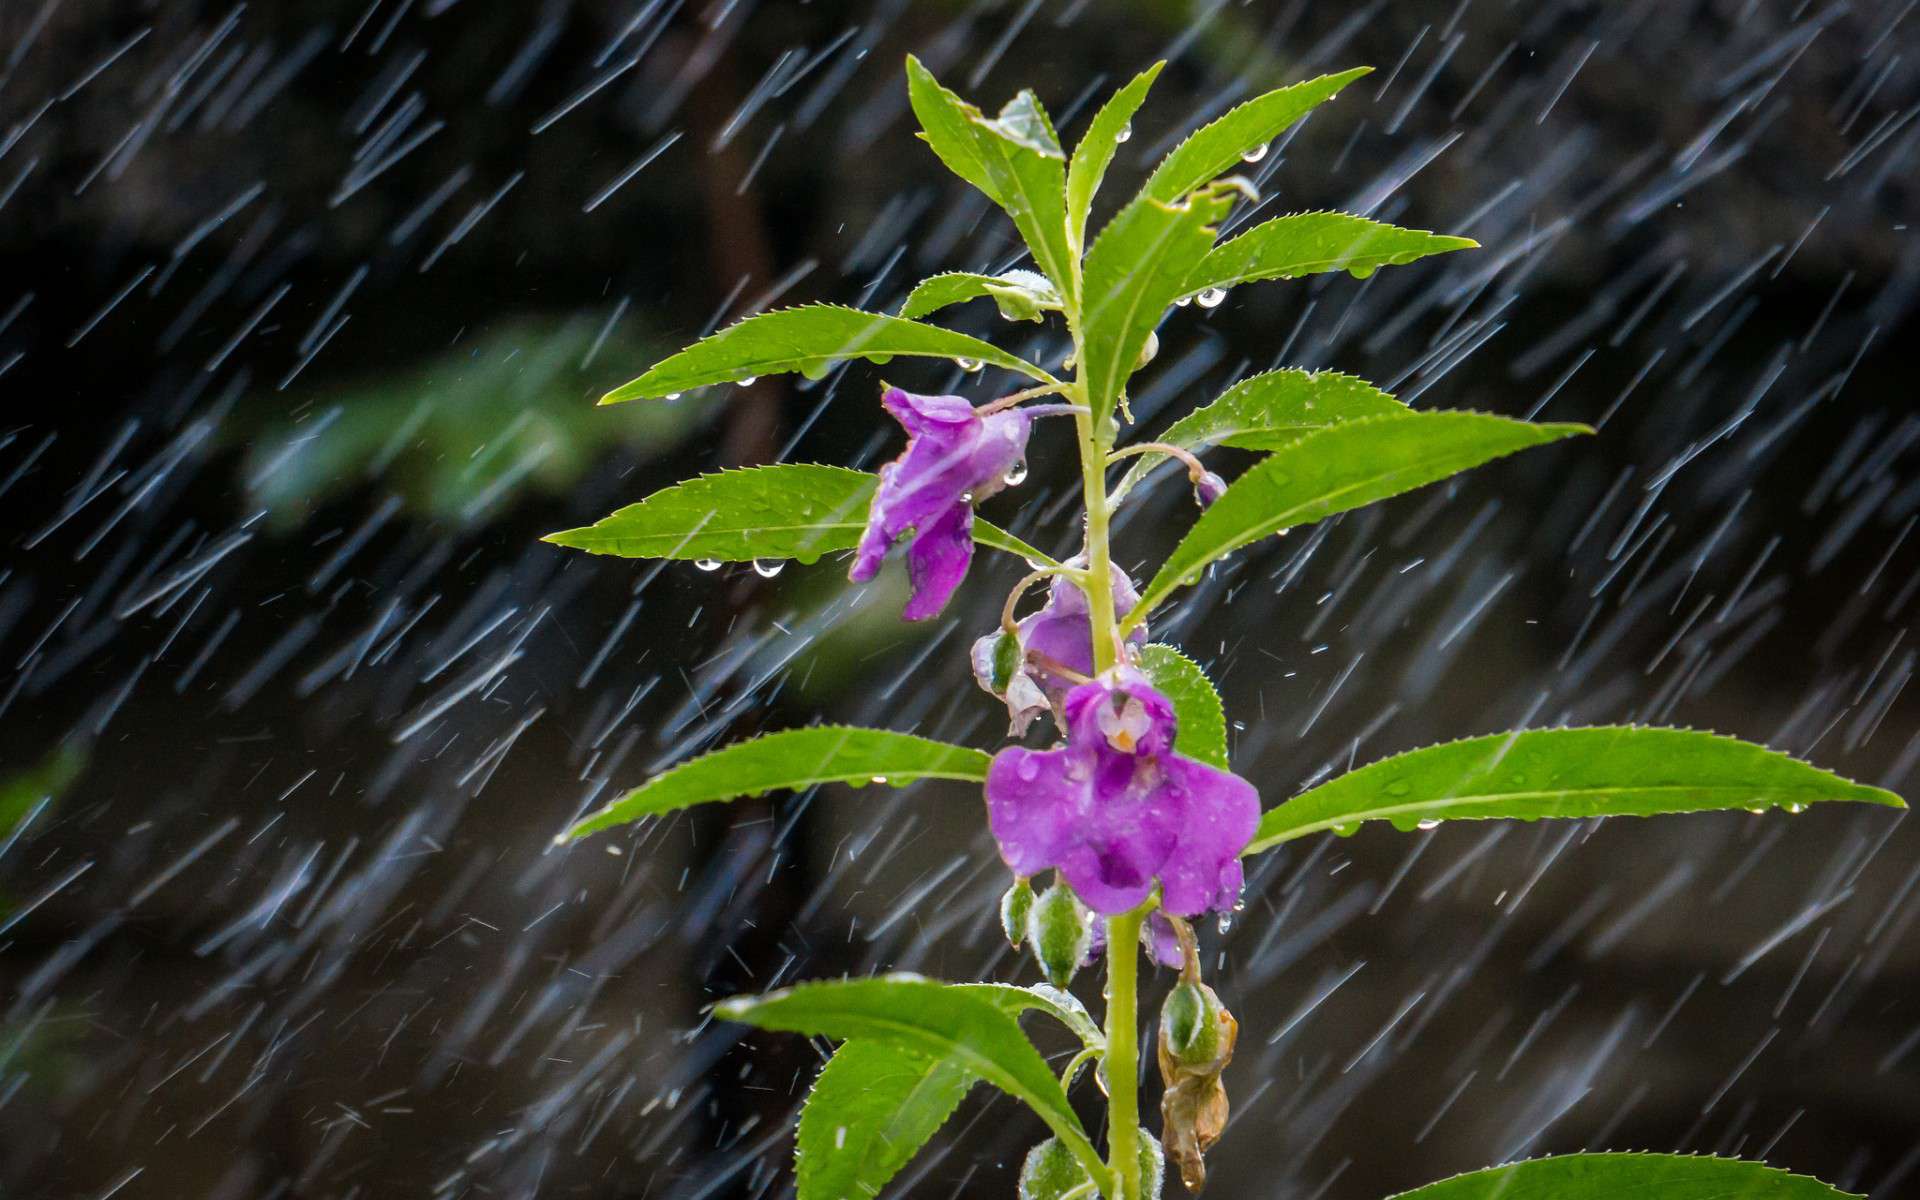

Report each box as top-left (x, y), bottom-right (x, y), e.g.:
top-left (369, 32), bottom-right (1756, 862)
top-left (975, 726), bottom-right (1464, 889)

top-left (242, 318), bottom-right (715, 522)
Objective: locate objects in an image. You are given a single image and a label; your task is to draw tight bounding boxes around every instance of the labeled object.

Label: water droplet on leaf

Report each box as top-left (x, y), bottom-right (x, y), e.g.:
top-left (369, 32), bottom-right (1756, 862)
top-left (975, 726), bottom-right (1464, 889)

top-left (1240, 141), bottom-right (1269, 163)
top-left (1004, 460), bottom-right (1029, 486)
top-left (752, 558), bottom-right (784, 578)
top-left (1115, 121), bottom-right (1133, 144)
top-left (1196, 287), bottom-right (1227, 309)
top-left (694, 558), bottom-right (722, 572)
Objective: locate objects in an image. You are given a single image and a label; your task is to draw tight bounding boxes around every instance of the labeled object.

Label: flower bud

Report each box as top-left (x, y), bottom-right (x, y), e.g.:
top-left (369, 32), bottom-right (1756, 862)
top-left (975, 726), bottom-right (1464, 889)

top-left (1016, 1133), bottom-right (1163, 1200)
top-left (1027, 882), bottom-right (1094, 988)
top-left (1158, 979), bottom-right (1238, 1192)
top-left (1000, 877), bottom-right (1034, 949)
top-left (1160, 978), bottom-right (1226, 1067)
top-left (1191, 470), bottom-right (1227, 510)
top-left (1018, 1138), bottom-right (1083, 1200)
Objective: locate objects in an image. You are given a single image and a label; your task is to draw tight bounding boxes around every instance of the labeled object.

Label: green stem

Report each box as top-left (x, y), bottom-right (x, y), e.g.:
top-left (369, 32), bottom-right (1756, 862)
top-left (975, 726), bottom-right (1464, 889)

top-left (1078, 405), bottom-right (1119, 674)
top-left (1103, 906), bottom-right (1145, 1200)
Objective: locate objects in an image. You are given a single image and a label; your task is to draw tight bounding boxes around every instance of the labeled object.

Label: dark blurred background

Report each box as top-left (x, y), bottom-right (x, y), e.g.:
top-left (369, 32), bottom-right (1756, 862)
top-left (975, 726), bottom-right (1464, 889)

top-left (2, 1), bottom-right (1918, 1197)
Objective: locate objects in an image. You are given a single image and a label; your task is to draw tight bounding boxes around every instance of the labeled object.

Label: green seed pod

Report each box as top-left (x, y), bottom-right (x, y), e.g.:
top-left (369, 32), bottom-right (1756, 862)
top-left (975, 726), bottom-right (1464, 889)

top-left (1160, 978), bottom-right (1225, 1068)
top-left (1000, 877), bottom-right (1035, 949)
top-left (1027, 882), bottom-right (1093, 988)
top-left (1017, 1137), bottom-right (1088, 1200)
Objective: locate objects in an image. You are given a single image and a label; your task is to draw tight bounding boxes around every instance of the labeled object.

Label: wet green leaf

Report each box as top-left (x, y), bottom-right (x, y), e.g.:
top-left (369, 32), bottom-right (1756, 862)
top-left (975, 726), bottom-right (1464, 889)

top-left (1385, 1153), bottom-right (1861, 1200)
top-left (1138, 68), bottom-right (1371, 204)
top-left (1080, 180), bottom-right (1240, 427)
top-left (1186, 212), bottom-right (1476, 294)
top-left (564, 728), bottom-right (991, 840)
top-left (719, 975), bottom-right (1108, 1193)
top-left (601, 305), bottom-right (1050, 402)
top-left (543, 463), bottom-right (1054, 567)
top-left (900, 269), bottom-right (1061, 323)
top-left (906, 54), bottom-right (1004, 204)
top-left (1134, 412), bottom-right (1587, 621)
top-left (1112, 369), bottom-right (1407, 501)
top-left (1136, 644), bottom-right (1227, 769)
top-left (1248, 726), bottom-right (1903, 855)
top-left (1067, 62), bottom-right (1165, 249)
top-left (796, 1040), bottom-right (976, 1200)
top-left (966, 92), bottom-right (1075, 299)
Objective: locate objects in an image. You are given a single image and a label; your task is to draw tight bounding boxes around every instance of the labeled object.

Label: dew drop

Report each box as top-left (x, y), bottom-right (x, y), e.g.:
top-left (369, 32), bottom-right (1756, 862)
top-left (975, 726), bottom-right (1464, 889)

top-left (739, 375), bottom-right (758, 386)
top-left (752, 558), bottom-right (785, 578)
top-left (1785, 802), bottom-right (1807, 814)
top-left (871, 775), bottom-right (890, 785)
top-left (1004, 460), bottom-right (1029, 486)
top-left (1332, 821), bottom-right (1361, 837)
top-left (1196, 286), bottom-right (1227, 309)
top-left (1416, 818), bottom-right (1442, 831)
top-left (1385, 780), bottom-right (1412, 797)
top-left (1173, 294), bottom-right (1193, 307)
top-left (665, 392), bottom-right (683, 401)
top-left (1114, 121), bottom-right (1132, 144)
top-left (694, 558), bottom-right (723, 572)
top-left (1240, 141), bottom-right (1269, 163)
top-left (956, 356), bottom-right (983, 373)
top-left (1346, 265), bottom-right (1376, 281)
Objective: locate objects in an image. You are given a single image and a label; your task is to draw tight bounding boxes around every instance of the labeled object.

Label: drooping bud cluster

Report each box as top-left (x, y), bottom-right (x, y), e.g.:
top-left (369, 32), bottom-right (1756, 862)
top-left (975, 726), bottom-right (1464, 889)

top-left (1027, 880), bottom-right (1096, 988)
top-left (1157, 975), bottom-right (1238, 1193)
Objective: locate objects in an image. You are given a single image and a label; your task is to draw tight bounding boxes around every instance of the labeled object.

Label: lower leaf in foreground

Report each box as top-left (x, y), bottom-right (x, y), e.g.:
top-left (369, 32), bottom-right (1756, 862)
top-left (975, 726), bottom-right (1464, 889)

top-left (1383, 1152), bottom-right (1861, 1199)
top-left (1247, 726), bottom-right (1902, 855)
top-left (796, 1039), bottom-right (976, 1200)
top-left (562, 727), bottom-right (990, 841)
top-left (719, 975), bottom-right (1110, 1195)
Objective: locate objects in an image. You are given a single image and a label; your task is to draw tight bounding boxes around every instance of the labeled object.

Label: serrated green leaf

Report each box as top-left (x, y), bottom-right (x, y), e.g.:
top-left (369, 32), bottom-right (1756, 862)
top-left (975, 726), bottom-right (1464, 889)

top-left (796, 1040), bottom-right (976, 1200)
top-left (1080, 180), bottom-right (1240, 428)
top-left (899, 269), bottom-right (1061, 323)
top-left (1139, 67), bottom-right (1371, 205)
top-left (1112, 369), bottom-right (1408, 501)
top-left (1067, 62), bottom-right (1165, 250)
top-left (1135, 644), bottom-right (1228, 769)
top-left (966, 982), bottom-right (1105, 1049)
top-left (600, 305), bottom-right (1051, 402)
top-left (718, 975), bottom-right (1110, 1194)
top-left (1248, 727), bottom-right (1903, 855)
top-left (1132, 412), bottom-right (1588, 624)
top-left (564, 728), bottom-right (991, 841)
top-left (543, 463), bottom-right (1055, 568)
top-left (1186, 211), bottom-right (1475, 295)
top-left (906, 55), bottom-right (1003, 204)
top-left (966, 92), bottom-right (1075, 301)
top-left (1385, 1152), bottom-right (1862, 1200)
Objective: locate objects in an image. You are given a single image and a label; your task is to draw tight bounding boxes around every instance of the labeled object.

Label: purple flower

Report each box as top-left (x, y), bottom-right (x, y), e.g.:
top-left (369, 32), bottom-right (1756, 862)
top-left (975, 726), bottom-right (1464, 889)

top-left (985, 668), bottom-right (1259, 918)
top-left (970, 563), bottom-right (1147, 735)
top-left (851, 387), bottom-right (1031, 620)
top-left (1085, 910), bottom-right (1186, 969)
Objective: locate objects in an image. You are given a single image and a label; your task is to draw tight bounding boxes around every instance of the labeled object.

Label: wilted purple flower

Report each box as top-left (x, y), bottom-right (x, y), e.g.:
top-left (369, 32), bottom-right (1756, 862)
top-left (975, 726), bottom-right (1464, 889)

top-left (985, 668), bottom-right (1258, 917)
top-left (970, 563), bottom-right (1146, 735)
top-left (851, 387), bottom-right (1031, 620)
